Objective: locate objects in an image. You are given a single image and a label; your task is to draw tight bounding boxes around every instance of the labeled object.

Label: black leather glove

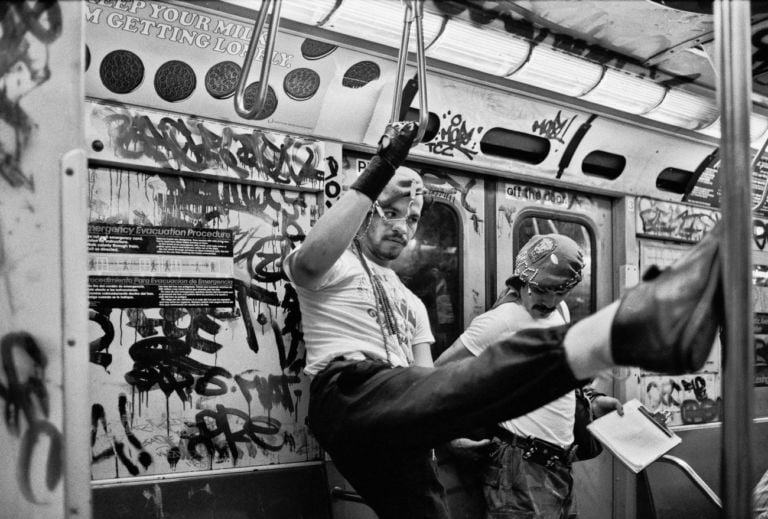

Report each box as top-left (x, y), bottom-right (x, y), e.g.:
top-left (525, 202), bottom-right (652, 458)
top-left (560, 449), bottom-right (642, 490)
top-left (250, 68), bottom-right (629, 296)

top-left (350, 121), bottom-right (419, 201)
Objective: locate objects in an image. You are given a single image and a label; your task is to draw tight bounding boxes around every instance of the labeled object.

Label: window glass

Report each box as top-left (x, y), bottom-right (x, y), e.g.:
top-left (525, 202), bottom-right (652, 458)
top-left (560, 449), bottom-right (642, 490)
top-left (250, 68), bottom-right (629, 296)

top-left (514, 215), bottom-right (595, 322)
top-left (391, 201), bottom-right (462, 359)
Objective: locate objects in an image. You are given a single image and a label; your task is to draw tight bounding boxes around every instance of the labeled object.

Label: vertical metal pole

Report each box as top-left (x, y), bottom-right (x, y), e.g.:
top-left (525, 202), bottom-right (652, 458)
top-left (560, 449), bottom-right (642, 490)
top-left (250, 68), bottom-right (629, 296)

top-left (714, 1), bottom-right (754, 518)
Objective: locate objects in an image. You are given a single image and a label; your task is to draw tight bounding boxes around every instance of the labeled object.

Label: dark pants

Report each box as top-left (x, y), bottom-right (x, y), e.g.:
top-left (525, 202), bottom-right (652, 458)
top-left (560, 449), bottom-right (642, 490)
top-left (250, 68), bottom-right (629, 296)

top-left (483, 438), bottom-right (574, 519)
top-left (308, 325), bottom-right (582, 519)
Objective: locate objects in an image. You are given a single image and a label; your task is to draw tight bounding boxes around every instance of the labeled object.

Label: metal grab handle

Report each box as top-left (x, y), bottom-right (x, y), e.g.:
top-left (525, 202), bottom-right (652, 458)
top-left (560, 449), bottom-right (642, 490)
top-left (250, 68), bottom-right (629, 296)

top-left (390, 0), bottom-right (428, 145)
top-left (330, 486), bottom-right (368, 505)
top-left (655, 454), bottom-right (722, 509)
top-left (234, 0), bottom-right (283, 119)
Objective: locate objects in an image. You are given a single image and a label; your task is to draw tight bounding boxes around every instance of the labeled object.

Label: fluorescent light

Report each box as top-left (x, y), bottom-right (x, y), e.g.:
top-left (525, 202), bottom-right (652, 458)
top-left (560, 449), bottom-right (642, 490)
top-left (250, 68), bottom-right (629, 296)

top-left (579, 68), bottom-right (667, 114)
top-left (509, 45), bottom-right (603, 97)
top-left (321, 0), bottom-right (444, 49)
top-left (427, 20), bottom-right (530, 76)
top-left (218, 0), bottom-right (336, 25)
top-left (644, 89), bottom-right (719, 129)
top-left (697, 118), bottom-right (720, 139)
top-left (280, 0), bottom-right (337, 25)
top-left (751, 114), bottom-right (768, 145)
top-left (695, 113), bottom-right (768, 145)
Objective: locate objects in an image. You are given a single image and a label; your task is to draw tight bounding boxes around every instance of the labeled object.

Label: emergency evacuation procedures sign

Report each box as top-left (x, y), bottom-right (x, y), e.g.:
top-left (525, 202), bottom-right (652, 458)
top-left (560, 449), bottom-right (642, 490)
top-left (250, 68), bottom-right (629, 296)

top-left (88, 223), bottom-right (234, 307)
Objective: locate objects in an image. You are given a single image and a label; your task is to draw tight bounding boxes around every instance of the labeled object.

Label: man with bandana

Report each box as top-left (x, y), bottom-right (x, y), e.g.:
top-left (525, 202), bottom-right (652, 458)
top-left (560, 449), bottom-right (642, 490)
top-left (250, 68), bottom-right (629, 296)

top-left (437, 234), bottom-right (622, 519)
top-left (277, 121), bottom-right (724, 519)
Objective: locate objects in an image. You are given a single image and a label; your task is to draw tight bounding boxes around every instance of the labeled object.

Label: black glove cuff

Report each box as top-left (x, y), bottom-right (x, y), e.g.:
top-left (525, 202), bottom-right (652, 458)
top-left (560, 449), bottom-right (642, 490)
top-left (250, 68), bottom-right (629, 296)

top-left (349, 155), bottom-right (395, 202)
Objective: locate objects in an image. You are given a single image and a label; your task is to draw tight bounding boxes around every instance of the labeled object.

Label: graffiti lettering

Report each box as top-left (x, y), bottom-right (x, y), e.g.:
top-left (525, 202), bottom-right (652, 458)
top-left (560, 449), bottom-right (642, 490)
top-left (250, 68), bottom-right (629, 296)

top-left (96, 107), bottom-right (325, 186)
top-left (186, 405), bottom-right (283, 465)
top-left (91, 394), bottom-right (153, 477)
top-left (280, 282), bottom-right (304, 373)
top-left (89, 307), bottom-right (115, 369)
top-left (426, 112), bottom-right (480, 159)
top-left (0, 1), bottom-right (62, 190)
top-left (0, 332), bottom-right (63, 502)
top-left (679, 376), bottom-right (721, 425)
top-left (531, 111), bottom-right (577, 143)
top-left (422, 170), bottom-right (478, 215)
top-left (324, 156), bottom-right (341, 208)
top-left (234, 372), bottom-right (301, 416)
top-left (637, 198), bottom-right (719, 241)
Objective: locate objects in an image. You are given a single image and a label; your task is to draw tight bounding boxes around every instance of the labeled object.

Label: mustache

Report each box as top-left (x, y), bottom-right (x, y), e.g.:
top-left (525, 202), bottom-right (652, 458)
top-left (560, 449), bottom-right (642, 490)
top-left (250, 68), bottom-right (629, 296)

top-left (532, 304), bottom-right (556, 314)
top-left (384, 232), bottom-right (407, 245)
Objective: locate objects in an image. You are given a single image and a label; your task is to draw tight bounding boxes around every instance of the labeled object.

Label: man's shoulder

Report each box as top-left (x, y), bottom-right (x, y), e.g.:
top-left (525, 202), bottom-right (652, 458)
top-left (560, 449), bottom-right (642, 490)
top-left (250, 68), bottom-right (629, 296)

top-left (469, 301), bottom-right (529, 332)
top-left (492, 300), bottom-right (528, 318)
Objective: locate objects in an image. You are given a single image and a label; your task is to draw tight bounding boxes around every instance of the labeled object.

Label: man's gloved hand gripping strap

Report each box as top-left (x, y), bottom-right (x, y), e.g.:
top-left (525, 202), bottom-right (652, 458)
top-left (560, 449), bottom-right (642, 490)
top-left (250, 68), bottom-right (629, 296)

top-left (350, 121), bottom-right (418, 201)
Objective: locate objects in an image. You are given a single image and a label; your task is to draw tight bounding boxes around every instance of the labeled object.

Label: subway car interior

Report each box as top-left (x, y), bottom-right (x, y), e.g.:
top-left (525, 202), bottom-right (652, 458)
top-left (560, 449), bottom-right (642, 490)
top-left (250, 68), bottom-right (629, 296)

top-left (2, 0), bottom-right (767, 517)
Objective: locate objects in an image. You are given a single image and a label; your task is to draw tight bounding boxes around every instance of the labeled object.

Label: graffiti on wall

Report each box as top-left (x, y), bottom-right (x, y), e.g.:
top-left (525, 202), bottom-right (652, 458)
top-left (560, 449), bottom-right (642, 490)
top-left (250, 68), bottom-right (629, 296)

top-left (425, 112), bottom-right (482, 160)
top-left (88, 167), bottom-right (321, 479)
top-left (0, 332), bottom-right (63, 503)
top-left (636, 197), bottom-right (719, 242)
top-left (532, 111), bottom-right (578, 144)
top-left (88, 102), bottom-right (328, 188)
top-left (640, 373), bottom-right (721, 427)
top-left (0, 1), bottom-right (62, 191)
top-left (0, 0), bottom-right (66, 505)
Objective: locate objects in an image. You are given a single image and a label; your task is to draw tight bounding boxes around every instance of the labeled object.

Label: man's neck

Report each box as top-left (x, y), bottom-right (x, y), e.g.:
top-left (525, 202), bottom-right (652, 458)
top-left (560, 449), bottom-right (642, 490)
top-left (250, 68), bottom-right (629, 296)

top-left (354, 239), bottom-right (391, 269)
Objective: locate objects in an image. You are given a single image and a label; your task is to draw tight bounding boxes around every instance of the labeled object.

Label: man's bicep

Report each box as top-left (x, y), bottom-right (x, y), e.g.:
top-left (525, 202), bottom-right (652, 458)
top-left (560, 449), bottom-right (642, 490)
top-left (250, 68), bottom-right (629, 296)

top-left (284, 247), bottom-right (343, 290)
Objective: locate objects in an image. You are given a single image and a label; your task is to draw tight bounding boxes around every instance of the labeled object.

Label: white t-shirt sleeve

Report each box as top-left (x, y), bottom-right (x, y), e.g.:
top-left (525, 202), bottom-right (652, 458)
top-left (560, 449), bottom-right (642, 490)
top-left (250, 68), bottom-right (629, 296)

top-left (284, 246), bottom-right (347, 291)
top-left (410, 293), bottom-right (435, 346)
top-left (460, 304), bottom-right (517, 357)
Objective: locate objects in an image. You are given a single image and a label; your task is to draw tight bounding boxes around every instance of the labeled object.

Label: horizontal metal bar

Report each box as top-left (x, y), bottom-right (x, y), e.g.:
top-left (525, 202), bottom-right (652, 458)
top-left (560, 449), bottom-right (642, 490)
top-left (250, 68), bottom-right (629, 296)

top-left (90, 460), bottom-right (324, 488)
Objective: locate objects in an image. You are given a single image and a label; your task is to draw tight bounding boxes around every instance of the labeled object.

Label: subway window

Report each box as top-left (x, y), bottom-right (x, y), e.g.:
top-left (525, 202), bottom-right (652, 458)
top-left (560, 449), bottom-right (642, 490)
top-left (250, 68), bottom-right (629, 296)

top-left (513, 214), bottom-right (596, 322)
top-left (392, 200), bottom-right (462, 359)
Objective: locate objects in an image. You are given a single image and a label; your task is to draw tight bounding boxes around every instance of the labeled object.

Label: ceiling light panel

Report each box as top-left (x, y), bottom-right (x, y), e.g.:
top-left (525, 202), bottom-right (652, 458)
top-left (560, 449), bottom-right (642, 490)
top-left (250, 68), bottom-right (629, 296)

top-left (750, 114), bottom-right (768, 145)
top-left (321, 0), bottom-right (444, 49)
top-left (510, 45), bottom-right (603, 97)
top-left (280, 0), bottom-right (338, 25)
top-left (644, 89), bottom-right (719, 130)
top-left (427, 20), bottom-right (530, 77)
top-left (579, 69), bottom-right (667, 114)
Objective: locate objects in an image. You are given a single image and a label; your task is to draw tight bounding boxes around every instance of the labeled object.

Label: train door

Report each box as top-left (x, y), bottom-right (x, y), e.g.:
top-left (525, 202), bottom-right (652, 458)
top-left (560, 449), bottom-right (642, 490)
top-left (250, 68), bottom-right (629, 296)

top-left (495, 179), bottom-right (614, 519)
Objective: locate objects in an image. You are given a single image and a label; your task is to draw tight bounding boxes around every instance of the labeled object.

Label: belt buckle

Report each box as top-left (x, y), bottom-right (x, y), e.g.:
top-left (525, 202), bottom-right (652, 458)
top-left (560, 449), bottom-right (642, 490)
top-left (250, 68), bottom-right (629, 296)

top-left (523, 436), bottom-right (568, 468)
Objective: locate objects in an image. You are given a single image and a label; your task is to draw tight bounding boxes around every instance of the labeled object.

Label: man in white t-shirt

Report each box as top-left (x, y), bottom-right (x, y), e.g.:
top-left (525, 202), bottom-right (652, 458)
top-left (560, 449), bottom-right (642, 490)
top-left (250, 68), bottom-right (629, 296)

top-left (437, 234), bottom-right (620, 518)
top-left (272, 121), bottom-right (724, 519)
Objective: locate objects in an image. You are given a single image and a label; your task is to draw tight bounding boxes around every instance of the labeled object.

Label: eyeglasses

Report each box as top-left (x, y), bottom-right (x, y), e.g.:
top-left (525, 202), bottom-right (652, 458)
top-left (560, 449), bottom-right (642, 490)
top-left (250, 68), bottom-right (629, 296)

top-left (373, 202), bottom-right (420, 229)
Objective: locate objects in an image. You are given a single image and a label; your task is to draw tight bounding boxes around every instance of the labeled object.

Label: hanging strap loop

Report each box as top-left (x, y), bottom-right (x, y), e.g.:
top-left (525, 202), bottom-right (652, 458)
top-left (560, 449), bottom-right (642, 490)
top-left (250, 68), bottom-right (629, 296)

top-left (391, 0), bottom-right (428, 146)
top-left (234, 0), bottom-right (283, 119)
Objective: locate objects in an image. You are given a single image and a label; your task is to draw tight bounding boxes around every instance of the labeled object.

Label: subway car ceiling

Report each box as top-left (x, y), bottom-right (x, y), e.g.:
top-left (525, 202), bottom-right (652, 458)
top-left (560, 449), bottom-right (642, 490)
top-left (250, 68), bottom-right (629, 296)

top-left (88, 0), bottom-right (767, 203)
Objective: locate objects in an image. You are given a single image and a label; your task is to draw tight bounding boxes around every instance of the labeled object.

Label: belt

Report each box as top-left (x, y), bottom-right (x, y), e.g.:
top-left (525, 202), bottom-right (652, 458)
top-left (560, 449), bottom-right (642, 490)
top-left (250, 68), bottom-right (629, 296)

top-left (494, 427), bottom-right (576, 468)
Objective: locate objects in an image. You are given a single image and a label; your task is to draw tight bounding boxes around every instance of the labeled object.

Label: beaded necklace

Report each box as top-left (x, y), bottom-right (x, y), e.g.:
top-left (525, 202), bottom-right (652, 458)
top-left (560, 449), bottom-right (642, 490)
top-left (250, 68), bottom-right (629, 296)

top-left (353, 237), bottom-right (400, 365)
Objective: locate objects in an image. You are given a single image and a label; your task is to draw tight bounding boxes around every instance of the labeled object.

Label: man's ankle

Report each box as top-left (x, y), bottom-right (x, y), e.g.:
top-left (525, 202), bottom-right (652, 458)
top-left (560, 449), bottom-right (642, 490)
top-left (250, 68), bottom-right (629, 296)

top-left (564, 301), bottom-right (618, 379)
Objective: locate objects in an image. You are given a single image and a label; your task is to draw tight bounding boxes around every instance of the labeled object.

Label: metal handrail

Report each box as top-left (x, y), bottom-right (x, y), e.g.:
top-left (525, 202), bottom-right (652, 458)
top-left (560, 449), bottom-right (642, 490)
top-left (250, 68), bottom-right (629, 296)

top-left (714, 1), bottom-right (755, 517)
top-left (390, 0), bottom-right (428, 145)
top-left (330, 486), bottom-right (367, 505)
top-left (234, 0), bottom-right (283, 119)
top-left (655, 454), bottom-right (722, 509)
